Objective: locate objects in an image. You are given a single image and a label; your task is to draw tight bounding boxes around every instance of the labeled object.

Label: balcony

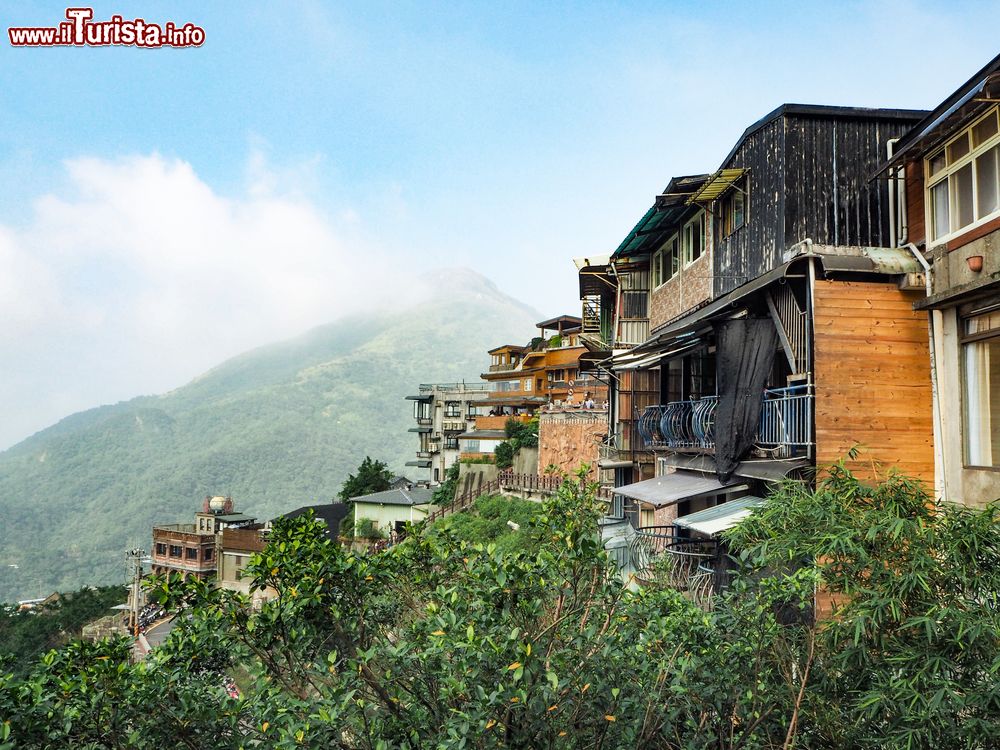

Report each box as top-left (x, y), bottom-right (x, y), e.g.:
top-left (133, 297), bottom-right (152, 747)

top-left (488, 363), bottom-right (520, 373)
top-left (628, 526), bottom-right (722, 606)
top-left (637, 385), bottom-right (813, 457)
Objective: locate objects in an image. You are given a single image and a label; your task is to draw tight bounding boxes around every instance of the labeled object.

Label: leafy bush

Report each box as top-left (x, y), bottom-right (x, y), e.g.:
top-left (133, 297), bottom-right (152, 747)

top-left (354, 517), bottom-right (384, 539)
top-left (337, 456), bottom-right (392, 502)
top-left (493, 441), bottom-right (515, 469)
top-left (4, 464), bottom-right (1000, 748)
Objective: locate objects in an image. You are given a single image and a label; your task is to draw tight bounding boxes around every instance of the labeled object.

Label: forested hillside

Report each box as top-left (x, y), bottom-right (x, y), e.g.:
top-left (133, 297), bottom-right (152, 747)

top-left (0, 270), bottom-right (539, 601)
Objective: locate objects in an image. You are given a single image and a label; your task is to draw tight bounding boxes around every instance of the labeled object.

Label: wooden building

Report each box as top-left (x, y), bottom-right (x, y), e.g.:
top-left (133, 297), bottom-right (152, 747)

top-left (584, 103), bottom-right (940, 600)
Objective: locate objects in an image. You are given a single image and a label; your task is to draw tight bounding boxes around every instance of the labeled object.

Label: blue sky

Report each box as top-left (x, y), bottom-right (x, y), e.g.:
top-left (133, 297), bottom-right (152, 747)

top-left (0, 1), bottom-right (997, 448)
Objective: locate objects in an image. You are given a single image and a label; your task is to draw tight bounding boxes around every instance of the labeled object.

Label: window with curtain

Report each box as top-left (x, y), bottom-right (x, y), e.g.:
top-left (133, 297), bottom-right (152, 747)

top-left (963, 308), bottom-right (1000, 467)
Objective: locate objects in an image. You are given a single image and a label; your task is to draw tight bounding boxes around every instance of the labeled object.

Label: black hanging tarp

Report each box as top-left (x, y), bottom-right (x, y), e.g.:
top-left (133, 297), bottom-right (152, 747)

top-left (713, 318), bottom-right (779, 482)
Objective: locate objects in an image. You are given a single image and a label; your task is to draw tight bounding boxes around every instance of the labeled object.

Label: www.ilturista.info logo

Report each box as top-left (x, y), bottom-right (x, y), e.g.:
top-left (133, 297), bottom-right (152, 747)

top-left (8, 8), bottom-right (205, 48)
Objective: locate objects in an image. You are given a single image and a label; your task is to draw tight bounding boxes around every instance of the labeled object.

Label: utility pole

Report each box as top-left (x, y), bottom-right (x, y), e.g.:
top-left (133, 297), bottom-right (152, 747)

top-left (125, 548), bottom-right (145, 637)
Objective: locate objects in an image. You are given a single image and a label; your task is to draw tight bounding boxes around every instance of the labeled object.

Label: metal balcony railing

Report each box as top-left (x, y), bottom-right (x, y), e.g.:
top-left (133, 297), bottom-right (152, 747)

top-left (629, 526), bottom-right (718, 591)
top-left (638, 386), bottom-right (813, 456)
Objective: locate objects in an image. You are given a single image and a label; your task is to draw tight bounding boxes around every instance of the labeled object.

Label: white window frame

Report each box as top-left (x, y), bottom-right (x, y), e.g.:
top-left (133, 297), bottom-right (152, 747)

top-left (652, 234), bottom-right (679, 290)
top-left (924, 106), bottom-right (1000, 245)
top-left (682, 212), bottom-right (705, 267)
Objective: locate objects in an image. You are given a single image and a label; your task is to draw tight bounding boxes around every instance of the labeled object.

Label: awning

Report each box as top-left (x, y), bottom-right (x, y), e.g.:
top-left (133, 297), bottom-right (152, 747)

top-left (579, 351), bottom-right (612, 373)
top-left (686, 168), bottom-right (746, 205)
top-left (408, 426), bottom-right (432, 433)
top-left (613, 470), bottom-right (748, 508)
top-left (405, 394), bottom-right (433, 402)
top-left (612, 176), bottom-right (709, 260)
top-left (675, 496), bottom-right (765, 536)
top-left (405, 460), bottom-right (432, 468)
top-left (458, 430), bottom-right (506, 440)
top-left (659, 453), bottom-right (811, 482)
top-left (874, 67), bottom-right (1000, 177)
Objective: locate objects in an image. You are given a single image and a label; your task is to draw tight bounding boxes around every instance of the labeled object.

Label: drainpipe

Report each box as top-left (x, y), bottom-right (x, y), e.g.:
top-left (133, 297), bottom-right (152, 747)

top-left (904, 242), bottom-right (948, 501)
top-left (888, 140), bottom-right (898, 248)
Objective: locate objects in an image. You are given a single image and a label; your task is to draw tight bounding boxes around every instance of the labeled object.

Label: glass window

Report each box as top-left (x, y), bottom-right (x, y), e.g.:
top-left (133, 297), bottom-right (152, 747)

top-left (926, 107), bottom-right (1000, 241)
top-left (973, 111), bottom-right (999, 148)
top-left (976, 145), bottom-right (999, 218)
top-left (204, 548), bottom-right (213, 561)
top-left (186, 547), bottom-right (198, 560)
top-left (683, 213), bottom-right (704, 265)
top-left (951, 163), bottom-right (975, 231)
top-left (948, 133), bottom-right (971, 163)
top-left (155, 543), bottom-right (166, 555)
top-left (931, 181), bottom-right (950, 240)
top-left (169, 545), bottom-right (182, 558)
top-left (963, 311), bottom-right (1000, 467)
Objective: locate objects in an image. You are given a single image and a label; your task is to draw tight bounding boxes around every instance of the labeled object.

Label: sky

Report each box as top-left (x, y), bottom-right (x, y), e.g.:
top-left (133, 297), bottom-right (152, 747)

top-left (0, 0), bottom-right (997, 449)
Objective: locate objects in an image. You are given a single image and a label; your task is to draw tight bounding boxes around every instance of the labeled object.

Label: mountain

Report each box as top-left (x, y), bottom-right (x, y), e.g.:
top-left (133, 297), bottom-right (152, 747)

top-left (0, 269), bottom-right (541, 602)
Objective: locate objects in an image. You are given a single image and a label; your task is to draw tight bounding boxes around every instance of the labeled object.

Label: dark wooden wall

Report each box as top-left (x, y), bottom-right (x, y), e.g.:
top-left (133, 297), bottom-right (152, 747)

top-left (714, 118), bottom-right (785, 297)
top-left (714, 112), bottom-right (920, 298)
top-left (783, 115), bottom-right (914, 250)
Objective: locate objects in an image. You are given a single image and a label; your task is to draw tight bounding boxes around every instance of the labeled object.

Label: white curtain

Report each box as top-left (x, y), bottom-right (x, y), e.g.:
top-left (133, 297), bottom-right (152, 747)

top-left (965, 340), bottom-right (994, 466)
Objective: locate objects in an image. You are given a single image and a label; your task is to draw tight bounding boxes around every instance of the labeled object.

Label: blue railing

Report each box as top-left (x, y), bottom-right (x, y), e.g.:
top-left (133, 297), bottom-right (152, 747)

top-left (639, 386), bottom-right (813, 456)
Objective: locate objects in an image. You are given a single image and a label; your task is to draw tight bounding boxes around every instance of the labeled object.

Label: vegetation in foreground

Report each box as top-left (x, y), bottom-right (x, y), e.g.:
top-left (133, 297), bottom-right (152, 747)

top-left (1, 465), bottom-right (999, 749)
top-left (0, 586), bottom-right (126, 677)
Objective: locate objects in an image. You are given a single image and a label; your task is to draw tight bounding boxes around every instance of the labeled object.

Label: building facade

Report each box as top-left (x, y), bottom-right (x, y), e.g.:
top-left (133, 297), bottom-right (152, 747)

top-left (150, 496), bottom-right (258, 580)
top-left (405, 382), bottom-right (490, 484)
top-left (881, 53), bottom-right (1000, 507)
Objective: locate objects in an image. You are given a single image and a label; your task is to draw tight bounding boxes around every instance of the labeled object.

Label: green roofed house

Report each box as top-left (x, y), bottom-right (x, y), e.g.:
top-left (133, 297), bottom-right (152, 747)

top-left (345, 486), bottom-right (437, 540)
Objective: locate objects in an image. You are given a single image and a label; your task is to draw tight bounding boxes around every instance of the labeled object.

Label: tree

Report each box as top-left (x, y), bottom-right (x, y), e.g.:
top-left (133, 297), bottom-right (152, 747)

top-left (4, 464), bottom-right (1000, 748)
top-left (337, 456), bottom-right (393, 502)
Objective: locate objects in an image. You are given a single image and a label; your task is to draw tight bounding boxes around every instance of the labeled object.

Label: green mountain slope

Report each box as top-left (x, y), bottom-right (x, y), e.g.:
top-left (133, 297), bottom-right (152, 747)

top-left (0, 270), bottom-right (540, 602)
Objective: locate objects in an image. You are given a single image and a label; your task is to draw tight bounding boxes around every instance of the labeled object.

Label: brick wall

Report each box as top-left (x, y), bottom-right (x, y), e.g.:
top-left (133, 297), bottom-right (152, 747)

top-left (649, 250), bottom-right (713, 331)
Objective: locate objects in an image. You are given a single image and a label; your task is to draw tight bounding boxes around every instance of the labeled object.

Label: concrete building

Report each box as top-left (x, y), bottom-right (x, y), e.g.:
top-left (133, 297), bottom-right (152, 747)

top-left (880, 53), bottom-right (1000, 506)
top-left (405, 382), bottom-right (490, 484)
top-left (346, 486), bottom-right (437, 539)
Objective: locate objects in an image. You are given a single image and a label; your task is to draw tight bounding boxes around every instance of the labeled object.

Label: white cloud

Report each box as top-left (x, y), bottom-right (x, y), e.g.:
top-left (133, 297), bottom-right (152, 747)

top-left (0, 153), bottom-right (419, 448)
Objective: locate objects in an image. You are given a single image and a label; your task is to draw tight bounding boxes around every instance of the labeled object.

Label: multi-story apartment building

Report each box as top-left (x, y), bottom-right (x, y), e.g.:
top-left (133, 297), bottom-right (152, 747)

top-left (879, 53), bottom-right (1000, 507)
top-left (459, 316), bottom-right (609, 461)
top-left (405, 382), bottom-right (490, 484)
top-left (151, 496), bottom-right (259, 580)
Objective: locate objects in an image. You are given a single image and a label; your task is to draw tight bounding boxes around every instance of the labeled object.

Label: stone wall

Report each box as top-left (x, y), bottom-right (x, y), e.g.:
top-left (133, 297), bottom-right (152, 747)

top-left (538, 411), bottom-right (607, 477)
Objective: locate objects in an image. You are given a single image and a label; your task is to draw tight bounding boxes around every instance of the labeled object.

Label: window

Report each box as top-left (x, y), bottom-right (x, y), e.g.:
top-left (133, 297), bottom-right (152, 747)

top-left (462, 439), bottom-right (481, 453)
top-left (962, 307), bottom-right (1000, 467)
top-left (927, 107), bottom-right (1000, 242)
top-left (682, 213), bottom-right (705, 266)
top-left (186, 547), bottom-right (199, 560)
top-left (445, 436), bottom-right (459, 450)
top-left (523, 379), bottom-right (533, 391)
top-left (719, 178), bottom-right (748, 237)
top-left (493, 380), bottom-right (520, 392)
top-left (444, 401), bottom-right (461, 417)
top-left (169, 545), bottom-right (182, 558)
top-left (155, 543), bottom-right (166, 556)
top-left (204, 548), bottom-right (213, 561)
top-left (652, 235), bottom-right (679, 288)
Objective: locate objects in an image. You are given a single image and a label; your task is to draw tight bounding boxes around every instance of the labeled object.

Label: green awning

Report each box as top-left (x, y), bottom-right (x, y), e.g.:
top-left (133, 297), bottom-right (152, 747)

top-left (674, 496), bottom-right (764, 537)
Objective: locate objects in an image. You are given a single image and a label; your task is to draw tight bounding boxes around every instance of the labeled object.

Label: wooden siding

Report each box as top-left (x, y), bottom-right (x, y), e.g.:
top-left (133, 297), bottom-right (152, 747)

top-left (714, 118), bottom-right (785, 297)
top-left (905, 161), bottom-right (925, 246)
top-left (783, 115), bottom-right (913, 250)
top-left (813, 280), bottom-right (933, 485)
top-left (715, 112), bottom-right (920, 298)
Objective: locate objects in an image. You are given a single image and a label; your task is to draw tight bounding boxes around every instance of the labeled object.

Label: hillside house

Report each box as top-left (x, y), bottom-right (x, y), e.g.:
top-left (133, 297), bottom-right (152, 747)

top-left (879, 53), bottom-right (1000, 507)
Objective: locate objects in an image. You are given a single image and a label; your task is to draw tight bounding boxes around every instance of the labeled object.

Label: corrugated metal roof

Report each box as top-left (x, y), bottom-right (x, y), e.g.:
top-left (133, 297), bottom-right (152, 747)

top-left (613, 471), bottom-right (748, 507)
top-left (686, 168), bottom-right (746, 204)
top-left (675, 496), bottom-right (765, 536)
top-left (348, 487), bottom-right (434, 506)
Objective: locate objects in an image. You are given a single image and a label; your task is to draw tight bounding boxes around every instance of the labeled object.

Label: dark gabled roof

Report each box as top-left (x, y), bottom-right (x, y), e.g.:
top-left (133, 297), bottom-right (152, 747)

top-left (719, 103), bottom-right (928, 169)
top-left (876, 53), bottom-right (1000, 174)
top-left (281, 503), bottom-right (350, 541)
top-left (346, 486), bottom-right (435, 507)
top-left (612, 174), bottom-right (710, 260)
